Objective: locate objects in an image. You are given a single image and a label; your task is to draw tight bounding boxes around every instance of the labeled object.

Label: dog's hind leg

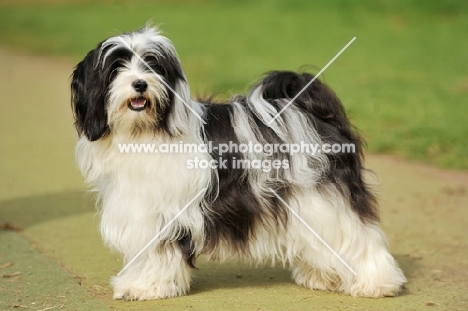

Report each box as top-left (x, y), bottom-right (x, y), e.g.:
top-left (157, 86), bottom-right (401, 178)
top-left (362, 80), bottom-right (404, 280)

top-left (287, 189), bottom-right (406, 297)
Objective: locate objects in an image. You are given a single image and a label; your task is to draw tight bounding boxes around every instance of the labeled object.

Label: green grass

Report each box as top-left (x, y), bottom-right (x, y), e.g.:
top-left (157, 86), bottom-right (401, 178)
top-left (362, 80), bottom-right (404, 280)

top-left (1, 0), bottom-right (467, 169)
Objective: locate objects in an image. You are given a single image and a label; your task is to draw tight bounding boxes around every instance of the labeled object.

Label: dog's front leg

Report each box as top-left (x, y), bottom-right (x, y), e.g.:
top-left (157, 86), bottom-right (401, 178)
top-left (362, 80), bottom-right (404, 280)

top-left (112, 242), bottom-right (192, 301)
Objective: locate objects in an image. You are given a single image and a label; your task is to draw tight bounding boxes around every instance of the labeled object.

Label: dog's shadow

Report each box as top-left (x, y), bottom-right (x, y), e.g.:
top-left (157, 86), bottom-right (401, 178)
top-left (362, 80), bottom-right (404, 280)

top-left (191, 253), bottom-right (420, 294)
top-left (392, 253), bottom-right (420, 296)
top-left (192, 257), bottom-right (293, 293)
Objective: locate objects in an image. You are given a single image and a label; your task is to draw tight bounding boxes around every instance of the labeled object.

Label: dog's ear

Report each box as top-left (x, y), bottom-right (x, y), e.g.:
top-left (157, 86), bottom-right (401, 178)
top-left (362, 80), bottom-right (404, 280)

top-left (166, 78), bottom-right (192, 137)
top-left (71, 47), bottom-right (110, 141)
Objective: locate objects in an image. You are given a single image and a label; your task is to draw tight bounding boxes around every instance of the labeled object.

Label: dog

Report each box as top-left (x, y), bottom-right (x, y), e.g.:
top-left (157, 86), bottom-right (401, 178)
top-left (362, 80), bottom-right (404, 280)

top-left (71, 25), bottom-right (406, 300)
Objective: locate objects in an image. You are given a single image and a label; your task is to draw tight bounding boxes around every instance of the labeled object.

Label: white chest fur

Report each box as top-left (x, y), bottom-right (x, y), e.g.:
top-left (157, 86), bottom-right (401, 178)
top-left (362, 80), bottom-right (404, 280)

top-left (75, 134), bottom-right (211, 256)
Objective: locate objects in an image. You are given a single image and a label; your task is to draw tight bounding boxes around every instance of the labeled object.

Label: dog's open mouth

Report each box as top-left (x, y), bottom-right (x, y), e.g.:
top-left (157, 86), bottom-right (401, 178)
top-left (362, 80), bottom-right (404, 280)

top-left (128, 96), bottom-right (148, 111)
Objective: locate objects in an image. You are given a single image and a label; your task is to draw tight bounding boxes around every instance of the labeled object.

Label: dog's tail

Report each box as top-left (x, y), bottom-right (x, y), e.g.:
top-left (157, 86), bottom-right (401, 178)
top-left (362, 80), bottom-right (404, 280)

top-left (255, 70), bottom-right (379, 223)
top-left (258, 70), bottom-right (351, 130)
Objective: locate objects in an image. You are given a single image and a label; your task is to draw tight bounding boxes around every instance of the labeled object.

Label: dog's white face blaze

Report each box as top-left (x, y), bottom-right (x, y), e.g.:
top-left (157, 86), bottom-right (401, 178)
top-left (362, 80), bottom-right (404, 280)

top-left (106, 58), bottom-right (168, 135)
top-left (72, 25), bottom-right (406, 301)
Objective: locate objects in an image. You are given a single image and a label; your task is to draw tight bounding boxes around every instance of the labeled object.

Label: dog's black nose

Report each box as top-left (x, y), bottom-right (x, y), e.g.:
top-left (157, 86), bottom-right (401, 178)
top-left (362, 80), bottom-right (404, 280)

top-left (132, 79), bottom-right (148, 92)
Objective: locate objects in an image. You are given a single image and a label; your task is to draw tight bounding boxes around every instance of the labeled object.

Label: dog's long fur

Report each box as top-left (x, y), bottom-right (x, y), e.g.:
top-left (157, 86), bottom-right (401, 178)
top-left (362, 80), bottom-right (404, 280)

top-left (71, 26), bottom-right (406, 300)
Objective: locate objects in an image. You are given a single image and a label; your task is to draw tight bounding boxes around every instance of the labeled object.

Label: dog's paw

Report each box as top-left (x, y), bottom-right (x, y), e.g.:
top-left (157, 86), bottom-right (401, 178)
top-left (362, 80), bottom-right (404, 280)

top-left (111, 275), bottom-right (189, 301)
top-left (113, 286), bottom-right (163, 301)
top-left (348, 281), bottom-right (403, 298)
top-left (292, 264), bottom-right (341, 292)
top-left (348, 267), bottom-right (406, 298)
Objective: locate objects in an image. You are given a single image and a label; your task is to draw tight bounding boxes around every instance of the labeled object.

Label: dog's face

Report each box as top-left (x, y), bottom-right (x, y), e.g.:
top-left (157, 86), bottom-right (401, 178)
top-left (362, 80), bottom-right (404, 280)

top-left (71, 26), bottom-right (191, 141)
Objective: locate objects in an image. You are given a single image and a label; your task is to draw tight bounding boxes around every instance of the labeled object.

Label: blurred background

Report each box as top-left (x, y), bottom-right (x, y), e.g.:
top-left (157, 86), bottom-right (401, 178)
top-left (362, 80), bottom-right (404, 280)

top-left (0, 0), bottom-right (467, 169)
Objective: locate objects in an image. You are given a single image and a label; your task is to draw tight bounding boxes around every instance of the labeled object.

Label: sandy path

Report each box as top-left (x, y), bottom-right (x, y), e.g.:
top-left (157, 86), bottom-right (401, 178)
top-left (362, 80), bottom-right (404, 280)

top-left (0, 47), bottom-right (467, 310)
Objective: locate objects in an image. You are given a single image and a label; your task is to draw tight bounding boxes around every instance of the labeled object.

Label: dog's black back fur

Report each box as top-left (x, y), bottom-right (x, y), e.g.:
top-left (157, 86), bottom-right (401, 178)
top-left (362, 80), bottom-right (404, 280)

top-left (260, 71), bottom-right (378, 222)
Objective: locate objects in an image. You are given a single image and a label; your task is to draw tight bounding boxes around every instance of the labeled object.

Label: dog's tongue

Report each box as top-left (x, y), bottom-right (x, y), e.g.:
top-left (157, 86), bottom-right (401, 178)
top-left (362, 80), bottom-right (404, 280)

top-left (131, 97), bottom-right (147, 108)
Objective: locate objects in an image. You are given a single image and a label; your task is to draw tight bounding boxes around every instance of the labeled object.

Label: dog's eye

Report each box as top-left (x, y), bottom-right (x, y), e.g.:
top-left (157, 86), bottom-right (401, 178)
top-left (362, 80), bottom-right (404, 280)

top-left (109, 68), bottom-right (120, 81)
top-left (143, 56), bottom-right (164, 74)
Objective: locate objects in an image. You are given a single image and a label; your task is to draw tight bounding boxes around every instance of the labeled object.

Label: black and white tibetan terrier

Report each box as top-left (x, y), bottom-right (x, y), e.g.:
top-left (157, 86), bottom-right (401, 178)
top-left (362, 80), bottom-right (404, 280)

top-left (71, 25), bottom-right (406, 300)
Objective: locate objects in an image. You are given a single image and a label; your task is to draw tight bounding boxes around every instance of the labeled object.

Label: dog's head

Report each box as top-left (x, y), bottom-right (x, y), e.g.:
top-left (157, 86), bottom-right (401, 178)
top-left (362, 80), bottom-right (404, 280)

top-left (71, 26), bottom-right (191, 141)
